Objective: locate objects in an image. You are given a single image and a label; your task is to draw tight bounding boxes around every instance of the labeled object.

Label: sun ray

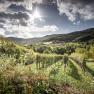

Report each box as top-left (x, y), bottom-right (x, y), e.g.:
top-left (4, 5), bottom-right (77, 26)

top-left (33, 7), bottom-right (41, 20)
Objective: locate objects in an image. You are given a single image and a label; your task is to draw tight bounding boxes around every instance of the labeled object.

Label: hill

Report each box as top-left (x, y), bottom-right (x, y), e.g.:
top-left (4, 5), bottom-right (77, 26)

top-left (6, 28), bottom-right (94, 44)
top-left (44, 28), bottom-right (94, 42)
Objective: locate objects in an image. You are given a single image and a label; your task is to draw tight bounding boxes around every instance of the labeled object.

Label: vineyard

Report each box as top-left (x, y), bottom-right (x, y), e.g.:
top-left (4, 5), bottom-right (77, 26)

top-left (0, 37), bottom-right (94, 94)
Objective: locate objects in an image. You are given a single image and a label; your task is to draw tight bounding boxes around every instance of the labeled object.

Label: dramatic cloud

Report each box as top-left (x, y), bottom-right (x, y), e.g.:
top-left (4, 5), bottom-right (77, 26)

top-left (0, 0), bottom-right (58, 38)
top-left (8, 4), bottom-right (29, 12)
top-left (0, 0), bottom-right (59, 38)
top-left (57, 0), bottom-right (94, 22)
top-left (0, 13), bottom-right (58, 38)
top-left (0, 0), bottom-right (43, 12)
top-left (0, 0), bottom-right (55, 10)
top-left (0, 0), bottom-right (93, 38)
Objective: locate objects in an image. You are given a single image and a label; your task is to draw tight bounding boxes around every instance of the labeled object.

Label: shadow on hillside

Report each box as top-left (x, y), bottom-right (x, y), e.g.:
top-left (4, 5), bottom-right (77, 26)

top-left (69, 61), bottom-right (81, 80)
top-left (85, 65), bottom-right (94, 76)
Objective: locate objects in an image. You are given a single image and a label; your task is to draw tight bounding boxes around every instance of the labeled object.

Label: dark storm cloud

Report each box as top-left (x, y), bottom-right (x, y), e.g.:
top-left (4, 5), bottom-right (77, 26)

top-left (0, 0), bottom-right (4, 3)
top-left (8, 4), bottom-right (29, 12)
top-left (19, 19), bottom-right (27, 26)
top-left (57, 0), bottom-right (94, 22)
top-left (0, 12), bottom-right (29, 20)
top-left (42, 0), bottom-right (56, 4)
top-left (0, 19), bottom-right (5, 23)
top-left (4, 0), bottom-right (23, 2)
top-left (59, 0), bottom-right (94, 4)
top-left (0, 0), bottom-right (56, 5)
top-left (0, 24), bottom-right (4, 28)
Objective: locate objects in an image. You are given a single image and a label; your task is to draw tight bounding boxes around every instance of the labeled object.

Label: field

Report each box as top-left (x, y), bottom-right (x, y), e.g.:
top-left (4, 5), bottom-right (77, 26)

top-left (0, 38), bottom-right (94, 94)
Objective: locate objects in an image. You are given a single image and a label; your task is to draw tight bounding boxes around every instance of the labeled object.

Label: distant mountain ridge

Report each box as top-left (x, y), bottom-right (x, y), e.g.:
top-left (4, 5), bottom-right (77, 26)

top-left (5, 28), bottom-right (94, 45)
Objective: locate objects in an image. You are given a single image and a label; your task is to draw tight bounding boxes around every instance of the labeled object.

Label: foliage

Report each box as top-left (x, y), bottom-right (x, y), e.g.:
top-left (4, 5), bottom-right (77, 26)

top-left (0, 37), bottom-right (94, 94)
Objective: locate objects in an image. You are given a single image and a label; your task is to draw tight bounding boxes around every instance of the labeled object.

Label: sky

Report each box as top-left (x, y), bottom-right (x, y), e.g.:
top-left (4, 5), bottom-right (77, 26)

top-left (0, 0), bottom-right (94, 38)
